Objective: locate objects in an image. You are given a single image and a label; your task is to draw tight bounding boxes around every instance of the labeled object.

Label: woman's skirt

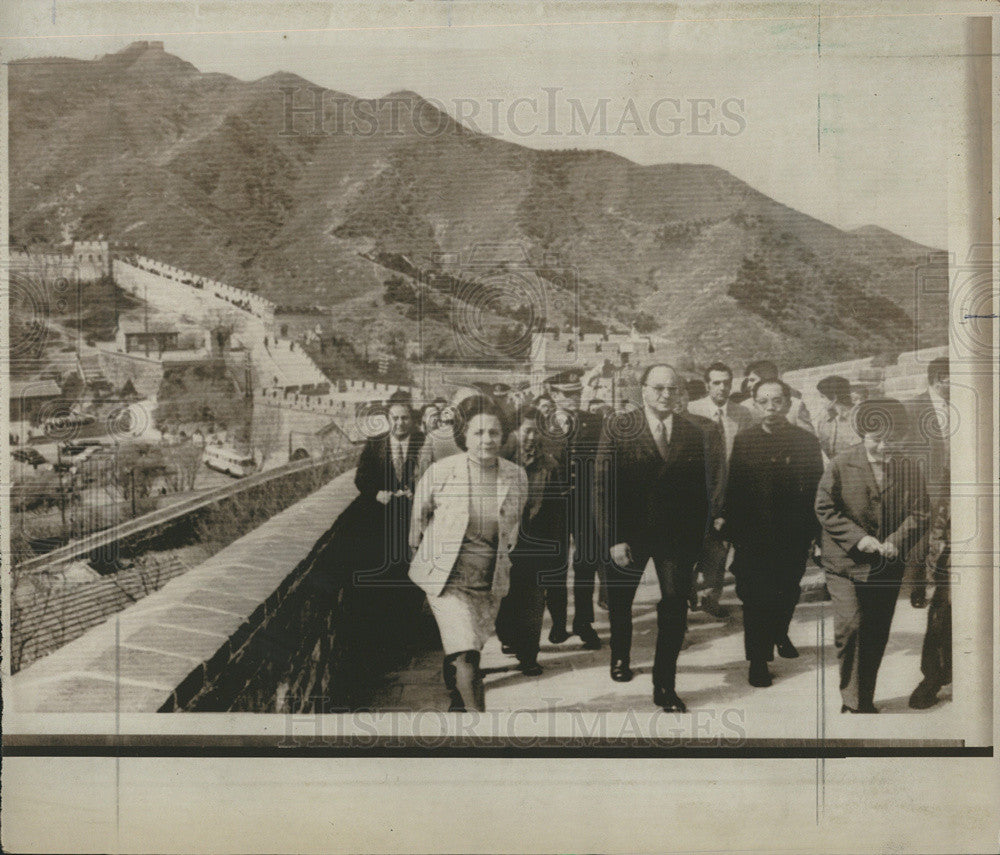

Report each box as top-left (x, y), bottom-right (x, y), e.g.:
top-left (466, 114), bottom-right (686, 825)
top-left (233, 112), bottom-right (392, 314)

top-left (428, 585), bottom-right (502, 654)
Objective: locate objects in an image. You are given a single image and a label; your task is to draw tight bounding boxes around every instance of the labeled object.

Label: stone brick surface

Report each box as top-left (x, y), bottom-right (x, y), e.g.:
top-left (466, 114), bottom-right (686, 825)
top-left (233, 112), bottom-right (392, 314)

top-left (15, 674), bottom-right (171, 712)
top-left (355, 565), bottom-right (956, 739)
top-left (11, 468), bottom-right (359, 713)
top-left (182, 589), bottom-right (264, 616)
top-left (123, 623), bottom-right (226, 661)
top-left (90, 645), bottom-right (200, 688)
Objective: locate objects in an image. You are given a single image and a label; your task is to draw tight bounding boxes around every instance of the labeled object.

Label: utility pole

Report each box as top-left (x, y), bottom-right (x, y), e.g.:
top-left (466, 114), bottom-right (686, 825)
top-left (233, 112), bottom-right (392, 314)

top-left (57, 444), bottom-right (67, 543)
top-left (75, 271), bottom-right (82, 361)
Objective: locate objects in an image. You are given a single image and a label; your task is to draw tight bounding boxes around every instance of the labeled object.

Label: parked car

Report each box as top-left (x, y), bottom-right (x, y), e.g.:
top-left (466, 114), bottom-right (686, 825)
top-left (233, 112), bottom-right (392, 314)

top-left (12, 448), bottom-right (48, 468)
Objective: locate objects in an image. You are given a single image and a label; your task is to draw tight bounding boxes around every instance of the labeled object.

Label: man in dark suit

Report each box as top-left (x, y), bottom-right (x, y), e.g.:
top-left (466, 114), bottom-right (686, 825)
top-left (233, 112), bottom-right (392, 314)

top-left (542, 369), bottom-right (605, 650)
top-left (905, 356), bottom-right (951, 708)
top-left (688, 362), bottom-right (756, 616)
top-left (815, 398), bottom-right (929, 713)
top-left (325, 391), bottom-right (425, 677)
top-left (496, 405), bottom-right (568, 675)
top-left (353, 390), bottom-right (426, 587)
top-left (721, 379), bottom-right (824, 687)
top-left (677, 378), bottom-right (728, 564)
top-left (906, 357), bottom-right (950, 510)
top-left (595, 363), bottom-right (710, 712)
top-left (740, 360), bottom-right (815, 434)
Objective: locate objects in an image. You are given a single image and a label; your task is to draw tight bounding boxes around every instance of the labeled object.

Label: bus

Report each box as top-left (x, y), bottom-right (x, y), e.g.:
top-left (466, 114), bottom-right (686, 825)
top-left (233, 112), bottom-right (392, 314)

top-left (43, 412), bottom-right (96, 432)
top-left (202, 444), bottom-right (257, 478)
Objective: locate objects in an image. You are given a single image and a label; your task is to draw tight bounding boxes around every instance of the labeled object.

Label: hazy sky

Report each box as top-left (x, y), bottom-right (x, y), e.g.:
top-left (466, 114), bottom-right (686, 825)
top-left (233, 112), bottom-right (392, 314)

top-left (2, 1), bottom-right (974, 248)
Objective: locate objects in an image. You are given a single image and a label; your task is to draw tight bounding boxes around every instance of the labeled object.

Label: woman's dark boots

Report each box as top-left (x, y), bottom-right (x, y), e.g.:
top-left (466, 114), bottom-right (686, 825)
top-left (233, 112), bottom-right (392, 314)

top-left (442, 653), bottom-right (464, 712)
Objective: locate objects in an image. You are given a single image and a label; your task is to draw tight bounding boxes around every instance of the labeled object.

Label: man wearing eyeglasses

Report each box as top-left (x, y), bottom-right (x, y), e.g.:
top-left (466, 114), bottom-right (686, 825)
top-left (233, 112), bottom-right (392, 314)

top-left (595, 363), bottom-right (710, 712)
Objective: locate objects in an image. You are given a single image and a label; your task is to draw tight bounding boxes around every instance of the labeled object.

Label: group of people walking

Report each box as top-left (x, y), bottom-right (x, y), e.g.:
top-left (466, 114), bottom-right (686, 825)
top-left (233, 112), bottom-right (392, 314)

top-left (334, 355), bottom-right (952, 716)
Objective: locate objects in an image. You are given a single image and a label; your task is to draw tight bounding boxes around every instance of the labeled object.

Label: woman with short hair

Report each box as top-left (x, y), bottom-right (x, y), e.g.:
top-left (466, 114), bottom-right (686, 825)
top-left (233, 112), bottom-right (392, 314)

top-left (815, 397), bottom-right (929, 713)
top-left (409, 395), bottom-right (529, 711)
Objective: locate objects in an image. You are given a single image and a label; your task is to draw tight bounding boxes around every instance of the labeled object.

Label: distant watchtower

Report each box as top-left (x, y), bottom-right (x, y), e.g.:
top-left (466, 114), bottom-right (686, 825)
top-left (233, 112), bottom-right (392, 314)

top-left (72, 239), bottom-right (111, 279)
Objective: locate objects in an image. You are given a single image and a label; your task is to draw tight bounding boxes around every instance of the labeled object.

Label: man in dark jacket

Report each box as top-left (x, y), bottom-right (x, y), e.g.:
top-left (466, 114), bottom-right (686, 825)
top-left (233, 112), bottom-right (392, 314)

top-left (815, 398), bottom-right (929, 713)
top-left (722, 379), bottom-right (824, 688)
top-left (496, 406), bottom-right (568, 675)
top-left (542, 369), bottom-right (605, 650)
top-left (353, 391), bottom-right (426, 587)
top-left (677, 378), bottom-right (728, 616)
top-left (324, 391), bottom-right (425, 676)
top-left (678, 379), bottom-right (727, 527)
top-left (595, 363), bottom-right (710, 712)
top-left (905, 356), bottom-right (952, 709)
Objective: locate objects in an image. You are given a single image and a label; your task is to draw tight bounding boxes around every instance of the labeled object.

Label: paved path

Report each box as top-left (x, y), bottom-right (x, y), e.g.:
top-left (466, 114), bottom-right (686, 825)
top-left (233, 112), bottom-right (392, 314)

top-left (364, 565), bottom-right (955, 741)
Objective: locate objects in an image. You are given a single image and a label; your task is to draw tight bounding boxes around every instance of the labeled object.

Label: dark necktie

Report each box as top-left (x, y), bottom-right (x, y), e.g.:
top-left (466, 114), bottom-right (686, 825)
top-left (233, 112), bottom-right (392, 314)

top-left (652, 418), bottom-right (669, 460)
top-left (393, 440), bottom-right (405, 483)
top-left (715, 407), bottom-right (726, 445)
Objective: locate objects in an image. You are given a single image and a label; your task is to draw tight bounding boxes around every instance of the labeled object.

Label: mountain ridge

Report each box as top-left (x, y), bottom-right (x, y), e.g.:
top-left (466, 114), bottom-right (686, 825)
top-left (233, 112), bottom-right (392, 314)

top-left (9, 42), bottom-right (946, 369)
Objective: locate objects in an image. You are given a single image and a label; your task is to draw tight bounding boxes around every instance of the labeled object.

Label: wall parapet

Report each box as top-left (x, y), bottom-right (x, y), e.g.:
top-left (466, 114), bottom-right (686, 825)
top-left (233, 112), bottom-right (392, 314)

top-left (114, 256), bottom-right (277, 325)
top-left (10, 464), bottom-right (360, 712)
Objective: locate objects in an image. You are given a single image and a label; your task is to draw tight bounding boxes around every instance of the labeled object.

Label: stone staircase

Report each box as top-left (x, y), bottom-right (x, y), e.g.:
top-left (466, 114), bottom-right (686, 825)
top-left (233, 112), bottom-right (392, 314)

top-left (252, 337), bottom-right (330, 391)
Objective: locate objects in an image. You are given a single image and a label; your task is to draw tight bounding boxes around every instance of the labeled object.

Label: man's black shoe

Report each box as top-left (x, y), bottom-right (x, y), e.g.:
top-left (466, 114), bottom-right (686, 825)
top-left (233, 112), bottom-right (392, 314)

top-left (654, 687), bottom-right (687, 713)
top-left (610, 660), bottom-right (633, 682)
top-left (548, 626), bottom-right (570, 644)
top-left (908, 679), bottom-right (942, 709)
top-left (699, 597), bottom-right (730, 619)
top-left (518, 661), bottom-right (544, 677)
top-left (576, 626), bottom-right (601, 650)
top-left (500, 643), bottom-right (516, 655)
top-left (776, 637), bottom-right (799, 659)
top-left (843, 703), bottom-right (879, 713)
top-left (748, 660), bottom-right (773, 687)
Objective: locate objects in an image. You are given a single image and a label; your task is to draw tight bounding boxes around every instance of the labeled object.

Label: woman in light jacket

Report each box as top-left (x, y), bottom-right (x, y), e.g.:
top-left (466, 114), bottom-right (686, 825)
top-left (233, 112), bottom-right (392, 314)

top-left (409, 395), bottom-right (529, 711)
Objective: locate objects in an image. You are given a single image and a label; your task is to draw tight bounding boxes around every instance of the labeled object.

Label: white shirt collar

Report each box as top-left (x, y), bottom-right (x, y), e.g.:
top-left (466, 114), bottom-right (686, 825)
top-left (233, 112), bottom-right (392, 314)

top-left (644, 406), bottom-right (673, 435)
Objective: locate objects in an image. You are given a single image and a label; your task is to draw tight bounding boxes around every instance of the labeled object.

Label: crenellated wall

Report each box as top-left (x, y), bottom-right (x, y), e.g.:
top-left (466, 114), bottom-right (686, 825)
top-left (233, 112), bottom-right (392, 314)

top-left (530, 330), bottom-right (661, 378)
top-left (113, 256), bottom-right (277, 328)
top-left (258, 381), bottom-right (419, 414)
top-left (9, 242), bottom-right (109, 283)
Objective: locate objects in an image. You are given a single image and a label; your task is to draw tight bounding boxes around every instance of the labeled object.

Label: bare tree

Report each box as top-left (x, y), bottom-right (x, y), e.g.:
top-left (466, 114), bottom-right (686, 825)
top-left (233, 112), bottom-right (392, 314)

top-left (250, 400), bottom-right (284, 468)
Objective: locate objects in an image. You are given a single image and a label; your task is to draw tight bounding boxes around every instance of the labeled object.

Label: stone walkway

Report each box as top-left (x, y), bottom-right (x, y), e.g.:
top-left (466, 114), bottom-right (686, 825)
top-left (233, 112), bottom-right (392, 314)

top-left (364, 564), bottom-right (957, 741)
